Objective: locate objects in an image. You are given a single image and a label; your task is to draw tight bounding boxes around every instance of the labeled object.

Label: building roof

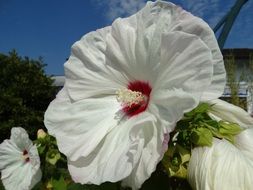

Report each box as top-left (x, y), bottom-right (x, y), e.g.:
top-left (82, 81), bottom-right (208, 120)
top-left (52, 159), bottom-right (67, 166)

top-left (222, 48), bottom-right (253, 59)
top-left (51, 76), bottom-right (65, 87)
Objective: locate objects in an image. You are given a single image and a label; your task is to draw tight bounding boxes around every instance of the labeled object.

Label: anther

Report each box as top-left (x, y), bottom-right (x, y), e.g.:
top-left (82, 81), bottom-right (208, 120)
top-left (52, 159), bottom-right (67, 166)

top-left (116, 89), bottom-right (145, 106)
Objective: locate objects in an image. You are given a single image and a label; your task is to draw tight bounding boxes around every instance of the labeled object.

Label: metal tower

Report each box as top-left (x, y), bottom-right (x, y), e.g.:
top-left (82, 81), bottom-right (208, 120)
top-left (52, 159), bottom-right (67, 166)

top-left (213, 0), bottom-right (249, 49)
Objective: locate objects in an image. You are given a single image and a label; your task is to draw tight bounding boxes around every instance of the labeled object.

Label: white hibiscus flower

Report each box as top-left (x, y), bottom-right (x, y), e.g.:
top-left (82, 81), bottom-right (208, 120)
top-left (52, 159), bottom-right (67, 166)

top-left (188, 99), bottom-right (253, 190)
top-left (0, 127), bottom-right (41, 190)
top-left (44, 1), bottom-right (225, 189)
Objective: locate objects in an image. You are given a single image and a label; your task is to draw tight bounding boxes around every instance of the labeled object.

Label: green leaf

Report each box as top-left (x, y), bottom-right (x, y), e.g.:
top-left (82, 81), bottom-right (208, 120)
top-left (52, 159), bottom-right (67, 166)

top-left (190, 128), bottom-right (213, 147)
top-left (210, 128), bottom-right (224, 139)
top-left (194, 103), bottom-right (210, 113)
top-left (46, 150), bottom-right (61, 165)
top-left (223, 134), bottom-right (236, 144)
top-left (185, 103), bottom-right (210, 118)
top-left (162, 144), bottom-right (191, 179)
top-left (205, 120), bottom-right (219, 129)
top-left (219, 121), bottom-right (242, 135)
top-left (170, 165), bottom-right (188, 179)
top-left (165, 143), bottom-right (177, 158)
top-left (177, 145), bottom-right (190, 164)
top-left (52, 176), bottom-right (67, 190)
top-left (36, 144), bottom-right (46, 155)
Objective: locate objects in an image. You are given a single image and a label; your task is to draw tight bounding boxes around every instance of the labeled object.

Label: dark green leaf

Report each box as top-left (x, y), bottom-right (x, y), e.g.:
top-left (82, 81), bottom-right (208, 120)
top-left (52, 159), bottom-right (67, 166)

top-left (52, 176), bottom-right (67, 190)
top-left (190, 128), bottom-right (213, 147)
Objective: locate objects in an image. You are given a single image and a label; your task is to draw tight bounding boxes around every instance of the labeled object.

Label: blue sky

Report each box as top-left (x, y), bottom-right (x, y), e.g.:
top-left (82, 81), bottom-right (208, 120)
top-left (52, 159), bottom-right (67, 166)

top-left (0, 0), bottom-right (252, 75)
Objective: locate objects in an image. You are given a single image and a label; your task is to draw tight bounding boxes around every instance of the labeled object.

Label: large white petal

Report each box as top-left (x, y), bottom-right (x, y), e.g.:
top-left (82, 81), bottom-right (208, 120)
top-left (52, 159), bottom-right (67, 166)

top-left (166, 1), bottom-right (226, 100)
top-left (151, 88), bottom-right (198, 130)
top-left (188, 138), bottom-right (253, 190)
top-left (105, 1), bottom-right (176, 84)
top-left (105, 18), bottom-right (139, 81)
top-left (121, 118), bottom-right (165, 190)
top-left (235, 128), bottom-right (253, 160)
top-left (207, 99), bottom-right (253, 129)
top-left (10, 127), bottom-right (33, 152)
top-left (44, 87), bottom-right (121, 161)
top-left (67, 112), bottom-right (160, 185)
top-left (0, 138), bottom-right (22, 171)
top-left (2, 162), bottom-right (32, 190)
top-left (64, 27), bottom-right (127, 101)
top-left (1, 157), bottom-right (41, 190)
top-left (154, 31), bottom-right (213, 98)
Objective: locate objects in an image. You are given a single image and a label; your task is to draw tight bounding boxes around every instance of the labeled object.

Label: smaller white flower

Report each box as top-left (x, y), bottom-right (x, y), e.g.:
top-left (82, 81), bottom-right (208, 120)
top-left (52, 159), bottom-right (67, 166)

top-left (188, 99), bottom-right (253, 190)
top-left (0, 127), bottom-right (41, 190)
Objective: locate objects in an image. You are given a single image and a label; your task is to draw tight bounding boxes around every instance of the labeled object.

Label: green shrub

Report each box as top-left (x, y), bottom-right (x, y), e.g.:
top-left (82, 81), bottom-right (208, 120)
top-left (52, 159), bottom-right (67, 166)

top-left (0, 50), bottom-right (57, 142)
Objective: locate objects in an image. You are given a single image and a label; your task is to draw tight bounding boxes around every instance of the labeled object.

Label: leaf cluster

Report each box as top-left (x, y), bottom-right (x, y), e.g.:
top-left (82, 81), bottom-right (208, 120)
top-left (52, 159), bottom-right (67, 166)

top-left (176, 103), bottom-right (242, 148)
top-left (162, 103), bottom-right (242, 189)
top-left (34, 134), bottom-right (69, 190)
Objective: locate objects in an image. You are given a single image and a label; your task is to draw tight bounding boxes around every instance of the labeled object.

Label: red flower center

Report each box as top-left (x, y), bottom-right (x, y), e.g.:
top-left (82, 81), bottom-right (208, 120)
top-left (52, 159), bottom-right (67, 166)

top-left (23, 149), bottom-right (30, 162)
top-left (117, 81), bottom-right (152, 117)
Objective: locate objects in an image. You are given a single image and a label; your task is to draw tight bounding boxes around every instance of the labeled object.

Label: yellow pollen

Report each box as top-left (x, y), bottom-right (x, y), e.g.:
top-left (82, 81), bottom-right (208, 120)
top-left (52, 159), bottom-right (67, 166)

top-left (116, 89), bottom-right (145, 106)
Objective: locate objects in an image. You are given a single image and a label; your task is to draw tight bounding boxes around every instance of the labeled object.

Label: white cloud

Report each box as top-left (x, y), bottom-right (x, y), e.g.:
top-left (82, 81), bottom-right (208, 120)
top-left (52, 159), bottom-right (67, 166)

top-left (172, 0), bottom-right (234, 28)
top-left (94, 0), bottom-right (146, 21)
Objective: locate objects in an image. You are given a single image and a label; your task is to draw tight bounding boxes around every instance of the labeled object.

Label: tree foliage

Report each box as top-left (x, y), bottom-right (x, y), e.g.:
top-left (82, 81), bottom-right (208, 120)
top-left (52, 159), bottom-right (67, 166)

top-left (0, 50), bottom-right (57, 142)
